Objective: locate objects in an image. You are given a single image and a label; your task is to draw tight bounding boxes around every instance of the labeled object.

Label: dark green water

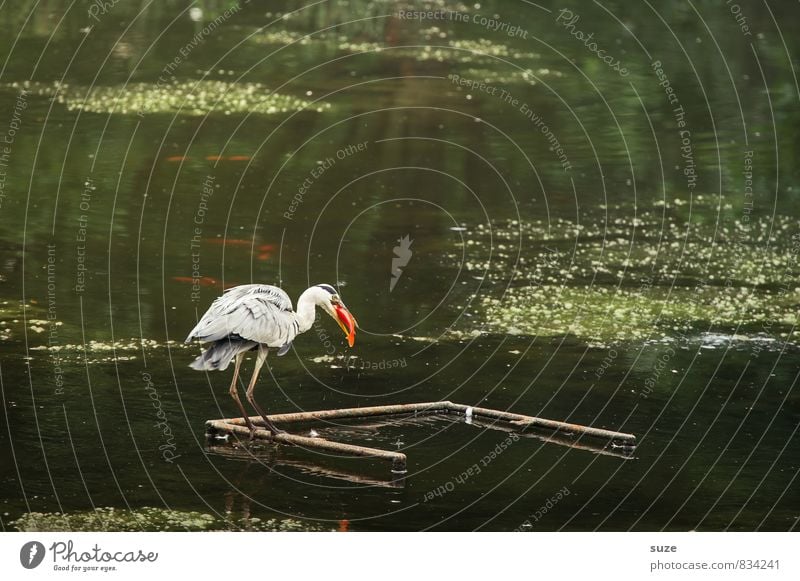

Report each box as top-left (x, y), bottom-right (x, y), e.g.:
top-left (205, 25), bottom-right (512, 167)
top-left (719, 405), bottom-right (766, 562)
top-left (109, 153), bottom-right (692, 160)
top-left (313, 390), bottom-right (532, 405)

top-left (0, 1), bottom-right (798, 531)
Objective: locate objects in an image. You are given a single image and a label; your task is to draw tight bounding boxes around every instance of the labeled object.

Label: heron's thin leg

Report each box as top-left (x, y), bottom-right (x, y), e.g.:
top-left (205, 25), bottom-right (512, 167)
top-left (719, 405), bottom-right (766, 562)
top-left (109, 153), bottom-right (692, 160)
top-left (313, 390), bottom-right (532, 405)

top-left (246, 346), bottom-right (286, 435)
top-left (228, 352), bottom-right (256, 435)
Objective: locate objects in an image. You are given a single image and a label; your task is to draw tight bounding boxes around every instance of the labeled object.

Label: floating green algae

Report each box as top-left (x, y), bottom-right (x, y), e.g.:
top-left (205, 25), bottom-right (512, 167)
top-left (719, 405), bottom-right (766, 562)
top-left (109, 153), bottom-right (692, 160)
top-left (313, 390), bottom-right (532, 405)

top-left (27, 337), bottom-right (192, 365)
top-left (454, 204), bottom-right (800, 344)
top-left (13, 508), bottom-right (215, 532)
top-left (481, 284), bottom-right (798, 344)
top-left (12, 507), bottom-right (331, 532)
top-left (458, 67), bottom-right (561, 86)
top-left (0, 301), bottom-right (51, 342)
top-left (248, 29), bottom-right (313, 45)
top-left (335, 37), bottom-right (539, 63)
top-left (250, 27), bottom-right (540, 62)
top-left (7, 80), bottom-right (330, 116)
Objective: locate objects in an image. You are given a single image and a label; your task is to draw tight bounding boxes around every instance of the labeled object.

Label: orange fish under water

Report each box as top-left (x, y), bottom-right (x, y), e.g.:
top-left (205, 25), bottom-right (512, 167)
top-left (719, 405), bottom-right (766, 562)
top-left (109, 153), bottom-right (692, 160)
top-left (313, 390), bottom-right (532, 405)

top-left (205, 155), bottom-right (251, 162)
top-left (172, 276), bottom-right (225, 289)
top-left (197, 239), bottom-right (274, 261)
top-left (203, 239), bottom-right (276, 253)
top-left (165, 155), bottom-right (188, 162)
top-left (203, 238), bottom-right (253, 247)
top-left (338, 519), bottom-right (349, 532)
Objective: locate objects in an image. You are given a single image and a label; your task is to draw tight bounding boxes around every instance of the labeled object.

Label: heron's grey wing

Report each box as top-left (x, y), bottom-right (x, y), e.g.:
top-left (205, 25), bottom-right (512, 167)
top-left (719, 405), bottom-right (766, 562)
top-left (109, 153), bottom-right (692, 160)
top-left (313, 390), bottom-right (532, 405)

top-left (185, 284), bottom-right (297, 347)
top-left (221, 284), bottom-right (293, 311)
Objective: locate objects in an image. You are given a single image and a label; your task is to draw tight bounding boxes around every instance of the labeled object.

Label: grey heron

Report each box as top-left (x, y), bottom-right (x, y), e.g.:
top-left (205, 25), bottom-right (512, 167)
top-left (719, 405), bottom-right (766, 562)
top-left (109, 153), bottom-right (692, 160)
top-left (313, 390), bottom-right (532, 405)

top-left (185, 283), bottom-right (357, 435)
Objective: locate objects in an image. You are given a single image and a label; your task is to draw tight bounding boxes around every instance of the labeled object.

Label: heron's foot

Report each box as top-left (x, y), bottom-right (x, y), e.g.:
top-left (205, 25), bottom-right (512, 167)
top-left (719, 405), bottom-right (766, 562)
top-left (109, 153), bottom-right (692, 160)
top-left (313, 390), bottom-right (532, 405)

top-left (252, 413), bottom-right (285, 436)
top-left (240, 418), bottom-right (258, 441)
top-left (246, 422), bottom-right (285, 437)
top-left (260, 420), bottom-right (286, 436)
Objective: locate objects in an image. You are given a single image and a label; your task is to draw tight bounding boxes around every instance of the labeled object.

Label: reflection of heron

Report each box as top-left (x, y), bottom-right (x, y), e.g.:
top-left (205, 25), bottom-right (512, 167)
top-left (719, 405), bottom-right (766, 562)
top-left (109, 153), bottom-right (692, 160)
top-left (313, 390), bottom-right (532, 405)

top-left (186, 284), bottom-right (357, 435)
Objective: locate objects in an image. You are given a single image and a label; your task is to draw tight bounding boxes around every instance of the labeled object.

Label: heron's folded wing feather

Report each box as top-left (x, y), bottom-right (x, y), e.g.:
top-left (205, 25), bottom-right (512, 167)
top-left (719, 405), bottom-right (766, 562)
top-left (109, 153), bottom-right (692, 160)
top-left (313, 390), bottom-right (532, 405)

top-left (186, 292), bottom-right (296, 346)
top-left (222, 284), bottom-right (293, 310)
top-left (186, 284), bottom-right (294, 343)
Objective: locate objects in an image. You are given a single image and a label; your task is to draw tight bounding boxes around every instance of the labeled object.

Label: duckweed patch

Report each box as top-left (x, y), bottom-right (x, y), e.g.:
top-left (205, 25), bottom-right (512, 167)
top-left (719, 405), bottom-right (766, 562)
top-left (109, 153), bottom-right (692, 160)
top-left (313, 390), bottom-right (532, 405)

top-left (0, 302), bottom-right (50, 342)
top-left (12, 507), bottom-right (330, 532)
top-left (459, 67), bottom-right (562, 86)
top-left (27, 337), bottom-right (192, 365)
top-left (481, 284), bottom-right (798, 344)
top-left (455, 206), bottom-right (800, 344)
top-left (5, 80), bottom-right (330, 116)
top-left (337, 37), bottom-right (539, 64)
top-left (13, 508), bottom-right (215, 532)
top-left (251, 28), bottom-right (542, 67)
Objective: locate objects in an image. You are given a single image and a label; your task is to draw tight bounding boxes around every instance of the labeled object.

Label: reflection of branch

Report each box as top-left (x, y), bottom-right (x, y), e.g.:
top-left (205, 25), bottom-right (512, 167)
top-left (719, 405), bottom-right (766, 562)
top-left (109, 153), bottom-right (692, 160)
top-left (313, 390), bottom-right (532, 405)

top-left (278, 458), bottom-right (405, 488)
top-left (467, 419), bottom-right (635, 460)
top-left (207, 420), bottom-right (408, 473)
top-left (205, 442), bottom-right (405, 488)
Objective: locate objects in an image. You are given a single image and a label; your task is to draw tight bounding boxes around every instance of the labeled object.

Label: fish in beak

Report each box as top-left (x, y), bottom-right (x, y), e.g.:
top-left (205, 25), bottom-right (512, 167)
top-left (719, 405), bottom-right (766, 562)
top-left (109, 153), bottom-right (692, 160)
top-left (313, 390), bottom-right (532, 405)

top-left (333, 304), bottom-right (357, 347)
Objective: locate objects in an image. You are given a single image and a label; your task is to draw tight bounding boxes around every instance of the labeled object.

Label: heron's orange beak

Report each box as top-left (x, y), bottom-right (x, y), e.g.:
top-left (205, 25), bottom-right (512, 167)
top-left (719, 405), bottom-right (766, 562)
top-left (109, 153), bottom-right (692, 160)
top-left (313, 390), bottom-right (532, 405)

top-left (334, 304), bottom-right (357, 347)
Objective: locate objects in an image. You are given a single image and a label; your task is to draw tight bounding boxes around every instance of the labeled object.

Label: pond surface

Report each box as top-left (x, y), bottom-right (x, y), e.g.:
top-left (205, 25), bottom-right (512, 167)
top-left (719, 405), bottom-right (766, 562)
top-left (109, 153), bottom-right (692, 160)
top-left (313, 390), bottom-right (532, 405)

top-left (0, 1), bottom-right (798, 531)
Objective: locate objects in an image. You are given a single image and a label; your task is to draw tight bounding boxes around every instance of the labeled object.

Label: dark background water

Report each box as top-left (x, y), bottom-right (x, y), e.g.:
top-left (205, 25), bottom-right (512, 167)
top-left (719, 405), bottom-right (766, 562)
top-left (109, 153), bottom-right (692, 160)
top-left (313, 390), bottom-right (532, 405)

top-left (0, 0), bottom-right (798, 531)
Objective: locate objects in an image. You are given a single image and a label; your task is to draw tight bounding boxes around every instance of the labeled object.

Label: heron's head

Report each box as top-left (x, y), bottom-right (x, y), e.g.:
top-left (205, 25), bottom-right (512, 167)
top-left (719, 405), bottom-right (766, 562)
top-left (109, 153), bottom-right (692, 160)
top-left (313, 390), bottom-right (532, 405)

top-left (316, 284), bottom-right (357, 347)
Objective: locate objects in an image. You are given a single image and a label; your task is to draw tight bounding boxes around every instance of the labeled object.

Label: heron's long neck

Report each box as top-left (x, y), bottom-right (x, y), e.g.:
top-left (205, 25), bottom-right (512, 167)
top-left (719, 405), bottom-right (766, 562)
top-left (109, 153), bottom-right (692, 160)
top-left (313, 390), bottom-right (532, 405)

top-left (295, 287), bottom-right (321, 333)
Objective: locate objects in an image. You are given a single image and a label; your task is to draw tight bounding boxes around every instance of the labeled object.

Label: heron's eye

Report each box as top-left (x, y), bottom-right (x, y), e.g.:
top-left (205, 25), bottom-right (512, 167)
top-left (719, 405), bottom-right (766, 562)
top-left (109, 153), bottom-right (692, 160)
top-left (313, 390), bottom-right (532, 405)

top-left (331, 295), bottom-right (341, 304)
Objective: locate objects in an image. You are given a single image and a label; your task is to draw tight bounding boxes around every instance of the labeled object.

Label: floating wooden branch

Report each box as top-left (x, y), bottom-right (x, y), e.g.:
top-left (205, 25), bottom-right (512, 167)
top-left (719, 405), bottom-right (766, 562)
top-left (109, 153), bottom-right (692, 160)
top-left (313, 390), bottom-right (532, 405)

top-left (205, 400), bottom-right (636, 474)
